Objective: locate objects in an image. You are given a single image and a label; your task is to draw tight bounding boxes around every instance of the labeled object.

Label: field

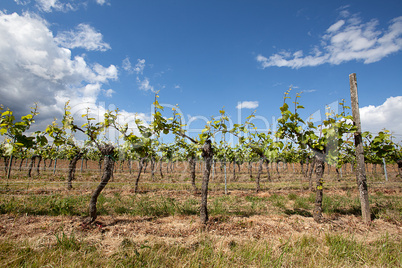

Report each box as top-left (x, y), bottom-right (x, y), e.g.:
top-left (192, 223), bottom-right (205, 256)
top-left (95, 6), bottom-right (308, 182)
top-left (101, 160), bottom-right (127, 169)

top-left (0, 160), bottom-right (401, 267)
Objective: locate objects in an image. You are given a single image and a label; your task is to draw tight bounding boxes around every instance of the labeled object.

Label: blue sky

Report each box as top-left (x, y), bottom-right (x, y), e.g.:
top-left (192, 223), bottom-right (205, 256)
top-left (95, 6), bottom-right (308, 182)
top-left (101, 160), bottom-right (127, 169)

top-left (1, 0), bottom-right (402, 143)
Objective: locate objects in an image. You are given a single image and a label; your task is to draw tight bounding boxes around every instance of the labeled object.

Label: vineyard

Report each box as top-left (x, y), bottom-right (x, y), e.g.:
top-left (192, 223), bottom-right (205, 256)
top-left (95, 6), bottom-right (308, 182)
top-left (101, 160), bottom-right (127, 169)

top-left (1, 78), bottom-right (402, 266)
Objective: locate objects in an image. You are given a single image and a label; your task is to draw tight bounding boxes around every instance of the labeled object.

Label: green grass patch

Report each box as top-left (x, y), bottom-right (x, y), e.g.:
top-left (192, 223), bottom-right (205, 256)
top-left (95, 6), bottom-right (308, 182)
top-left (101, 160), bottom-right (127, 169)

top-left (115, 195), bottom-right (199, 217)
top-left (0, 235), bottom-right (100, 267)
top-left (0, 194), bottom-right (88, 216)
top-left (1, 234), bottom-right (399, 267)
top-left (268, 193), bottom-right (286, 209)
top-left (322, 194), bottom-right (361, 216)
top-left (324, 233), bottom-right (401, 267)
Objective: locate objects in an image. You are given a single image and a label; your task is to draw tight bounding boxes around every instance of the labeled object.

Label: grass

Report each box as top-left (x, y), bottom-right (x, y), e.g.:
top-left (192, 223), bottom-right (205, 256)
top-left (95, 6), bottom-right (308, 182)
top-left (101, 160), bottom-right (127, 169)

top-left (0, 164), bottom-right (401, 267)
top-left (0, 194), bottom-right (88, 216)
top-left (1, 187), bottom-right (401, 224)
top-left (322, 194), bottom-right (361, 216)
top-left (110, 235), bottom-right (401, 267)
top-left (268, 193), bottom-right (287, 209)
top-left (324, 233), bottom-right (401, 267)
top-left (0, 232), bottom-right (400, 267)
top-left (0, 233), bottom-right (100, 267)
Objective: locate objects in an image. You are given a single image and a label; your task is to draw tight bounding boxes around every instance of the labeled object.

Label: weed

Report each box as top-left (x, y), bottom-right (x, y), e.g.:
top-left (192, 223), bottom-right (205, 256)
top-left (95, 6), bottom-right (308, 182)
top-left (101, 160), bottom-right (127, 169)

top-left (269, 193), bottom-right (286, 209)
top-left (293, 196), bottom-right (311, 210)
top-left (288, 193), bottom-right (297, 200)
top-left (211, 197), bottom-right (227, 215)
top-left (323, 195), bottom-right (361, 216)
top-left (55, 231), bottom-right (80, 251)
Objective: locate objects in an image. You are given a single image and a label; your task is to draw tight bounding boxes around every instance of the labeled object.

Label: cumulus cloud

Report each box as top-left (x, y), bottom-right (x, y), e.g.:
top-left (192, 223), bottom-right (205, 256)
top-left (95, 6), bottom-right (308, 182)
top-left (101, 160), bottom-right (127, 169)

top-left (0, 11), bottom-right (118, 131)
top-left (103, 88), bottom-right (115, 98)
top-left (55, 23), bottom-right (111, 51)
top-left (360, 96), bottom-right (402, 135)
top-left (236, 101), bottom-right (259, 109)
top-left (257, 12), bottom-right (402, 69)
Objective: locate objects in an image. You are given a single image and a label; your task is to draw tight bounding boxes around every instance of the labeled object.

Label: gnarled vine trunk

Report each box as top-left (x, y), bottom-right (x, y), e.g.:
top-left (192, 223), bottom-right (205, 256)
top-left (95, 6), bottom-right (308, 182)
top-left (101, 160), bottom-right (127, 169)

top-left (276, 160), bottom-right (280, 178)
top-left (300, 161), bottom-right (304, 175)
top-left (3, 157), bottom-right (8, 173)
top-left (134, 158), bottom-right (145, 193)
top-left (27, 155), bottom-right (39, 177)
top-left (98, 159), bottom-right (102, 175)
top-left (307, 158), bottom-right (316, 192)
top-left (159, 159), bottom-right (164, 178)
top-left (67, 152), bottom-right (83, 190)
top-left (151, 157), bottom-right (155, 180)
top-left (256, 158), bottom-right (263, 193)
top-left (313, 153), bottom-right (325, 223)
top-left (88, 144), bottom-right (115, 224)
top-left (5, 156), bottom-right (13, 179)
top-left (232, 158), bottom-right (236, 182)
top-left (200, 140), bottom-right (213, 225)
top-left (248, 161), bottom-right (253, 179)
top-left (189, 156), bottom-right (197, 192)
top-left (19, 158), bottom-right (24, 171)
top-left (397, 159), bottom-right (402, 177)
top-left (36, 155), bottom-right (42, 176)
top-left (264, 158), bottom-right (271, 182)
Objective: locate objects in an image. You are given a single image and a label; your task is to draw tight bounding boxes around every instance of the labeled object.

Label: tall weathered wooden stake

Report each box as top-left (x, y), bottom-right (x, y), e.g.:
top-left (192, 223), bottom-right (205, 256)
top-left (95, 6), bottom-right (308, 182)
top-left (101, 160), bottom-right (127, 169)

top-left (349, 73), bottom-right (371, 224)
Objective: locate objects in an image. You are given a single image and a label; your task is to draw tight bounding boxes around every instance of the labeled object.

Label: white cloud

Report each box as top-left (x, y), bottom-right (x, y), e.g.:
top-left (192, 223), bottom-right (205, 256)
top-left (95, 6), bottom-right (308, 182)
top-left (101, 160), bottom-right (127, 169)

top-left (35, 0), bottom-right (76, 13)
top-left (257, 12), bottom-right (402, 69)
top-left (236, 101), bottom-right (259, 109)
top-left (360, 96), bottom-right (402, 135)
top-left (93, 63), bottom-right (118, 82)
top-left (302, 89), bottom-right (316, 93)
top-left (14, 0), bottom-right (31, 5)
top-left (136, 77), bottom-right (154, 92)
top-left (104, 88), bottom-right (115, 97)
top-left (123, 58), bottom-right (157, 92)
top-left (134, 59), bottom-right (146, 74)
top-left (55, 23), bottom-right (111, 51)
top-left (327, 20), bottom-right (345, 33)
top-left (0, 11), bottom-right (118, 131)
top-left (122, 57), bottom-right (133, 72)
top-left (122, 57), bottom-right (145, 75)
top-left (96, 0), bottom-right (110, 6)
top-left (16, 0), bottom-right (106, 12)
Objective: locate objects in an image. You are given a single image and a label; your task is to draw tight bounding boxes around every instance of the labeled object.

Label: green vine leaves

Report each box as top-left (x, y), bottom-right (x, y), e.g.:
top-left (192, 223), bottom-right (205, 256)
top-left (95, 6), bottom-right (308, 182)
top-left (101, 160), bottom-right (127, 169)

top-left (276, 88), bottom-right (356, 165)
top-left (0, 103), bottom-right (39, 155)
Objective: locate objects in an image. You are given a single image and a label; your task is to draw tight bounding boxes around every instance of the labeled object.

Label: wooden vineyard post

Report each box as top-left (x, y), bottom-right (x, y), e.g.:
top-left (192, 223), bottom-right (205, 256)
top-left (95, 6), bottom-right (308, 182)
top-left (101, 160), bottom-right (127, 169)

top-left (382, 158), bottom-right (388, 182)
top-left (349, 73), bottom-right (371, 224)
